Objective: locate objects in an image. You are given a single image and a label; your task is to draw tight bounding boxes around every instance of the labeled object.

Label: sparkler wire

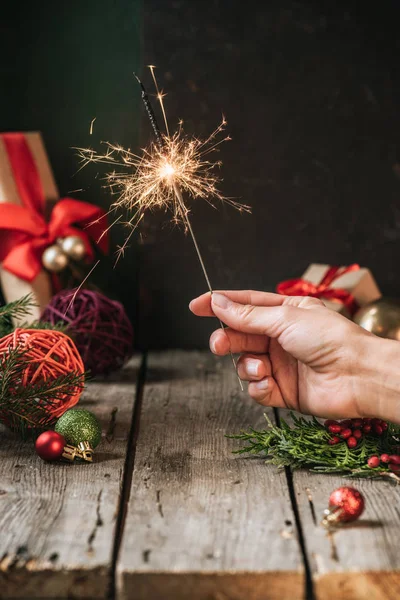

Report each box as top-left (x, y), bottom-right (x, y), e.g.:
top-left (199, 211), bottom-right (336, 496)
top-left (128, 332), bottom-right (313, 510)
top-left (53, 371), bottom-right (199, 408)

top-left (135, 72), bottom-right (242, 389)
top-left (173, 182), bottom-right (243, 390)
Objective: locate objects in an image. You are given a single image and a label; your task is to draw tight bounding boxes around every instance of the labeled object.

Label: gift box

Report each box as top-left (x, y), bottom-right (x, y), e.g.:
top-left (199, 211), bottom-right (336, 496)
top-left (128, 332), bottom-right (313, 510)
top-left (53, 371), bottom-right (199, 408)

top-left (277, 264), bottom-right (382, 318)
top-left (0, 132), bottom-right (56, 323)
top-left (0, 132), bottom-right (109, 326)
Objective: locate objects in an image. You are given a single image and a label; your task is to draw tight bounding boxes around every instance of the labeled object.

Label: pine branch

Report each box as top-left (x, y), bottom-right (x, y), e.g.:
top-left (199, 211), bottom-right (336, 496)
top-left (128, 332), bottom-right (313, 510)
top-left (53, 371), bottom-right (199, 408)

top-left (229, 413), bottom-right (400, 480)
top-left (0, 295), bottom-right (37, 337)
top-left (0, 295), bottom-right (68, 336)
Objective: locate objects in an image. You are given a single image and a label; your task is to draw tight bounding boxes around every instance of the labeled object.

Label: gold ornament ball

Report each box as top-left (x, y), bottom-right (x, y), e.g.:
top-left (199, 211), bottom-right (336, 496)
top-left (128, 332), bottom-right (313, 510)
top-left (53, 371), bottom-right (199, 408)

top-left (42, 245), bottom-right (69, 272)
top-left (60, 235), bottom-right (87, 261)
top-left (353, 298), bottom-right (400, 341)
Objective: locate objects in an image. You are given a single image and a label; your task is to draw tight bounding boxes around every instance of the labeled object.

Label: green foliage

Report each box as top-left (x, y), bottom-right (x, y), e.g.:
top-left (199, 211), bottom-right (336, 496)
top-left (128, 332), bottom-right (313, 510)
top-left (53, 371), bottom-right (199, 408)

top-left (0, 295), bottom-right (35, 337)
top-left (229, 413), bottom-right (400, 479)
top-left (0, 294), bottom-right (67, 338)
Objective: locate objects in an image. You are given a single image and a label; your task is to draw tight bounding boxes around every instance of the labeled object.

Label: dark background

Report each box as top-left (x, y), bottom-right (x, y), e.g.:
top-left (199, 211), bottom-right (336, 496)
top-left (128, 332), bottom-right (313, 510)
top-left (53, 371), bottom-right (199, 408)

top-left (1, 0), bottom-right (400, 349)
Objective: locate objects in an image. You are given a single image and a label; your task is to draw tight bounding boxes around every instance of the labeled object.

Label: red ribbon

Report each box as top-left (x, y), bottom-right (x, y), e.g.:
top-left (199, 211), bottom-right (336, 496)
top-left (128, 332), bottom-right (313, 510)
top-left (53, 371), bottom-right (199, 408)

top-left (0, 133), bottom-right (108, 283)
top-left (276, 264), bottom-right (360, 315)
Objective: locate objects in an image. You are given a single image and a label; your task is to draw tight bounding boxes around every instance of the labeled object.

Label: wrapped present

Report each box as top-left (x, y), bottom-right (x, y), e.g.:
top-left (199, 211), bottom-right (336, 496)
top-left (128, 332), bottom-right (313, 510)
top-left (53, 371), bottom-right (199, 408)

top-left (277, 264), bottom-right (381, 318)
top-left (0, 132), bottom-right (109, 324)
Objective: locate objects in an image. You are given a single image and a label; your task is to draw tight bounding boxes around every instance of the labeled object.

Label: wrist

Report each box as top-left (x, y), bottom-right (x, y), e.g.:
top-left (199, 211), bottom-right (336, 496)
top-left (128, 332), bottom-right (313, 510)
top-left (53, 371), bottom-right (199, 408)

top-left (357, 333), bottom-right (400, 423)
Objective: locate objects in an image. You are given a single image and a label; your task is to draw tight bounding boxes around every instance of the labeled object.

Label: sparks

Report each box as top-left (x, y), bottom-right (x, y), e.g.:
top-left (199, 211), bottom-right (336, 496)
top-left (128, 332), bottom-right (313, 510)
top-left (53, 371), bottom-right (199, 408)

top-left (76, 118), bottom-right (250, 236)
top-left (76, 67), bottom-right (251, 390)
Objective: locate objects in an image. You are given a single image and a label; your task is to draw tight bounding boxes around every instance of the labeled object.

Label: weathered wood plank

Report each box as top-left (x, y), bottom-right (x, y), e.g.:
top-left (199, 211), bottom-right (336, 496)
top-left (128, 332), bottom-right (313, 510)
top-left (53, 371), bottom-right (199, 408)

top-left (0, 356), bottom-right (141, 599)
top-left (283, 411), bottom-right (400, 600)
top-left (117, 351), bottom-right (303, 600)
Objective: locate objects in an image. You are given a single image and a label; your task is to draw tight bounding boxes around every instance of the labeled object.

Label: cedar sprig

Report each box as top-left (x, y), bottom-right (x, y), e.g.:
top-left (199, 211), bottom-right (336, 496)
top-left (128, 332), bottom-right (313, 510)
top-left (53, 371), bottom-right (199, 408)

top-left (0, 344), bottom-right (86, 438)
top-left (229, 413), bottom-right (400, 480)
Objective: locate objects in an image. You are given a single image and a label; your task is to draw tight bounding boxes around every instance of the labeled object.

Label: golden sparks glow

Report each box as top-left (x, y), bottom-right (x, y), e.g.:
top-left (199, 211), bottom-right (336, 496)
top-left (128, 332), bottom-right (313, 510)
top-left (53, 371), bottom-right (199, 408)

top-left (76, 118), bottom-right (250, 259)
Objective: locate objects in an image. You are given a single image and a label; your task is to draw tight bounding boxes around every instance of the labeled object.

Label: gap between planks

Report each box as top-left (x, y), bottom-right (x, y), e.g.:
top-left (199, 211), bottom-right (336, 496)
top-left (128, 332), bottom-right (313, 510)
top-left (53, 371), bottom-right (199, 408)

top-left (108, 352), bottom-right (148, 600)
top-left (274, 408), bottom-right (315, 600)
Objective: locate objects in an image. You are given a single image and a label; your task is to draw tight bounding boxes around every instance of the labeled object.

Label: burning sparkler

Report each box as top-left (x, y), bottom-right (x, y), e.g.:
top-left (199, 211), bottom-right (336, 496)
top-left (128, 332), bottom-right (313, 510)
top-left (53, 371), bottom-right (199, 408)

top-left (77, 66), bottom-right (250, 388)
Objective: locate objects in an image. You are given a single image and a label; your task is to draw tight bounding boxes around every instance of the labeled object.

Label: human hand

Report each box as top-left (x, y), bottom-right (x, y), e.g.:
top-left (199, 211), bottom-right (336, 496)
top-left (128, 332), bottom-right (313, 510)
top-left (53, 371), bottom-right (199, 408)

top-left (189, 290), bottom-right (400, 422)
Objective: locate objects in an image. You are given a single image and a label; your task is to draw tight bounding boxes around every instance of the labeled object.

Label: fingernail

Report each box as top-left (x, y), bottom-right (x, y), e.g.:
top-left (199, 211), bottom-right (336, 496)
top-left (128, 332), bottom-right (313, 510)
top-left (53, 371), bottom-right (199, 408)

top-left (212, 293), bottom-right (230, 309)
top-left (254, 378), bottom-right (269, 390)
top-left (210, 332), bottom-right (218, 353)
top-left (189, 300), bottom-right (194, 311)
top-left (246, 359), bottom-right (260, 377)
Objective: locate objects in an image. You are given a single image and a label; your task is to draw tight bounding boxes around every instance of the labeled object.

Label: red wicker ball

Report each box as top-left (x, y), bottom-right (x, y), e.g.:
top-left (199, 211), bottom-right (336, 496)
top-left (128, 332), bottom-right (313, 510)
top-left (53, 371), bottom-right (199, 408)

top-left (41, 289), bottom-right (133, 375)
top-left (0, 328), bottom-right (84, 425)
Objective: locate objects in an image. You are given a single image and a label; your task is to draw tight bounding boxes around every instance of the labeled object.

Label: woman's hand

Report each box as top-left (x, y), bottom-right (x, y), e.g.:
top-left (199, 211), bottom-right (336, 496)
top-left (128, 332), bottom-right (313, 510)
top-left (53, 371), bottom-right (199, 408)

top-left (189, 291), bottom-right (400, 422)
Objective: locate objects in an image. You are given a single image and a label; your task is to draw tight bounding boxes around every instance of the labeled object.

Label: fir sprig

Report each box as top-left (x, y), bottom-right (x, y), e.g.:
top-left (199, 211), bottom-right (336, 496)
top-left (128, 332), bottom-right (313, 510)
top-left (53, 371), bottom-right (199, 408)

top-left (0, 294), bottom-right (67, 337)
top-left (0, 295), bottom-right (35, 337)
top-left (229, 413), bottom-right (400, 480)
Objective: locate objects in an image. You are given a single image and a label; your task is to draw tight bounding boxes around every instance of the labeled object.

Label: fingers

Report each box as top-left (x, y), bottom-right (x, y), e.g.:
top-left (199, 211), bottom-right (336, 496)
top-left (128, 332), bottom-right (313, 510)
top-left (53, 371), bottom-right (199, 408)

top-left (236, 353), bottom-right (286, 408)
top-left (248, 377), bottom-right (286, 408)
top-left (237, 353), bottom-right (271, 380)
top-left (209, 327), bottom-right (269, 355)
top-left (189, 290), bottom-right (286, 317)
top-left (209, 292), bottom-right (302, 338)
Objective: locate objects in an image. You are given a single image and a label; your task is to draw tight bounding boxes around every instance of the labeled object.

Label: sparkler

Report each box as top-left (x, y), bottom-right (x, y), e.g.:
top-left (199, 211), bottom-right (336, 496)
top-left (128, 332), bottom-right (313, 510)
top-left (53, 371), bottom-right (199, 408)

top-left (77, 66), bottom-right (250, 389)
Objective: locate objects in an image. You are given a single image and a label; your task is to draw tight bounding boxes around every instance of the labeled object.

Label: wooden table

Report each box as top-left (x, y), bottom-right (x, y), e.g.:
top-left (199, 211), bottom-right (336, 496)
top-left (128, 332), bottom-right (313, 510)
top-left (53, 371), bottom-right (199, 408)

top-left (1, 351), bottom-right (399, 599)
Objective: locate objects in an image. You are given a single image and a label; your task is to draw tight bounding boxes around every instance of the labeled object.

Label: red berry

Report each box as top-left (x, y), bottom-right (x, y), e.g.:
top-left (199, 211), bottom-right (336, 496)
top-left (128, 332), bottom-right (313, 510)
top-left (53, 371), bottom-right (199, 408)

top-left (328, 424), bottom-right (342, 434)
top-left (328, 436), bottom-right (341, 446)
top-left (388, 455), bottom-right (400, 465)
top-left (363, 418), bottom-right (372, 424)
top-left (374, 424), bottom-right (383, 436)
top-left (340, 419), bottom-right (352, 429)
top-left (340, 428), bottom-right (352, 440)
top-left (362, 424), bottom-right (372, 434)
top-left (380, 453), bottom-right (390, 464)
top-left (381, 422), bottom-right (388, 431)
top-left (367, 456), bottom-right (380, 468)
top-left (353, 429), bottom-right (363, 440)
top-left (347, 436), bottom-right (358, 449)
top-left (389, 463), bottom-right (400, 474)
top-left (352, 419), bottom-right (363, 429)
top-left (324, 419), bottom-right (338, 428)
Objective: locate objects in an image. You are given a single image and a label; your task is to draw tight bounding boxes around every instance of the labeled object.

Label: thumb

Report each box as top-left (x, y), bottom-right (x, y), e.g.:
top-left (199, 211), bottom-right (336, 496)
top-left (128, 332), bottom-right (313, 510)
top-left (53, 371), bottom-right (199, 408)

top-left (211, 292), bottom-right (302, 340)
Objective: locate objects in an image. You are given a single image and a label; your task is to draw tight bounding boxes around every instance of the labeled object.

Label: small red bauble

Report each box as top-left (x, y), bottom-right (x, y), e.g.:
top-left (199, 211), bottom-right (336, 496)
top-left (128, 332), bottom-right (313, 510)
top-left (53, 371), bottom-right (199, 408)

top-left (35, 431), bottom-right (66, 461)
top-left (328, 486), bottom-right (365, 523)
top-left (380, 453), bottom-right (390, 463)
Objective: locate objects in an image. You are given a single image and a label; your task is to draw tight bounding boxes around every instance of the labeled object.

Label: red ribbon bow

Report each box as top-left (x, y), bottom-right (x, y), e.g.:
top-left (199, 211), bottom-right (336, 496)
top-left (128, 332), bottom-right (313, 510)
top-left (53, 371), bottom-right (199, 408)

top-left (276, 264), bottom-right (360, 315)
top-left (0, 133), bottom-right (108, 283)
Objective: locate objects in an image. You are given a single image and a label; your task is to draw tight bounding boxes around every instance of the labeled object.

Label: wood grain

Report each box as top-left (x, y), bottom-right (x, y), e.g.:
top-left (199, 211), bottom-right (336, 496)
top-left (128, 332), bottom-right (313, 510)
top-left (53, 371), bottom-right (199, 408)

top-left (281, 411), bottom-right (400, 600)
top-left (117, 351), bottom-right (303, 600)
top-left (0, 356), bottom-right (141, 599)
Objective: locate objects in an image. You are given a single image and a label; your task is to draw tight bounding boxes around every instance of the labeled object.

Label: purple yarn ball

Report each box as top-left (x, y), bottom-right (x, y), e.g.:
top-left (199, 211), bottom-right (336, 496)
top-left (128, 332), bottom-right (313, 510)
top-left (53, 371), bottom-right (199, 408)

top-left (41, 289), bottom-right (133, 375)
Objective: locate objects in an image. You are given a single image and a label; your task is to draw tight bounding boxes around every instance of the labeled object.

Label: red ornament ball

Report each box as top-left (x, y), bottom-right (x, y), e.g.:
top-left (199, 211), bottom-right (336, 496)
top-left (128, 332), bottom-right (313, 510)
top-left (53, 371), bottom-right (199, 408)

top-left (35, 431), bottom-right (66, 461)
top-left (328, 486), bottom-right (365, 523)
top-left (0, 328), bottom-right (84, 427)
top-left (42, 289), bottom-right (133, 376)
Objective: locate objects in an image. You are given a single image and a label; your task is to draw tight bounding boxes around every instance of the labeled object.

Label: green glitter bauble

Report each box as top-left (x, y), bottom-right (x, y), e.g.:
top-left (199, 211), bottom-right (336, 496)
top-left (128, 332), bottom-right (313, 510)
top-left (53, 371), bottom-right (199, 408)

top-left (55, 409), bottom-right (102, 449)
